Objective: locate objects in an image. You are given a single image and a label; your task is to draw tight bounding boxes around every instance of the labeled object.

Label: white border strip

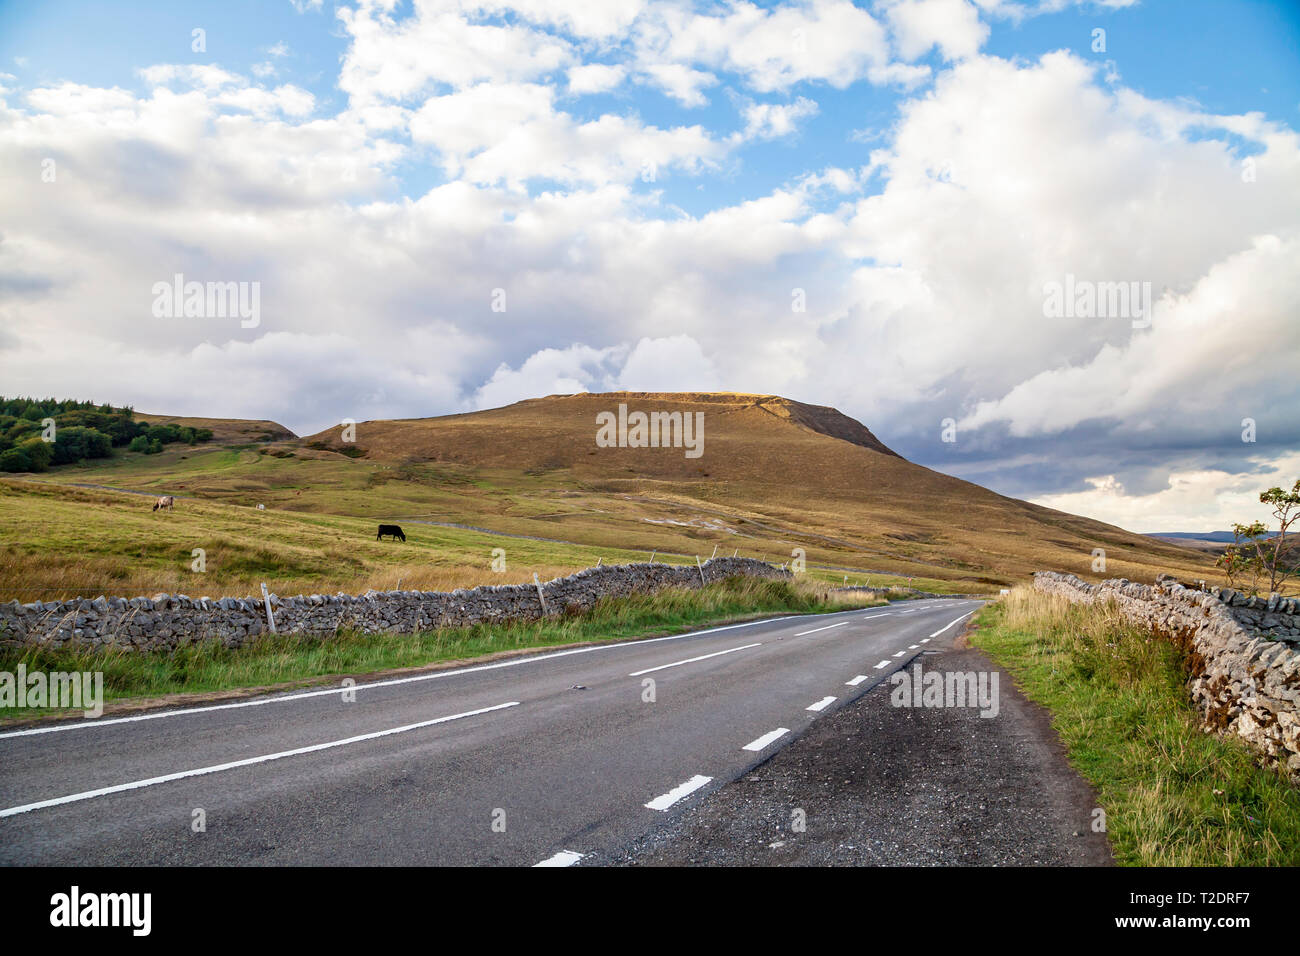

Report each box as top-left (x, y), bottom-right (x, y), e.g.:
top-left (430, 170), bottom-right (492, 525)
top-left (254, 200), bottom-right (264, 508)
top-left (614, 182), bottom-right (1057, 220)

top-left (742, 728), bottom-right (790, 752)
top-left (534, 850), bottom-right (584, 867)
top-left (645, 774), bottom-right (712, 811)
top-left (929, 610), bottom-right (976, 639)
top-left (0, 613), bottom-right (831, 740)
top-left (0, 701), bottom-right (518, 818)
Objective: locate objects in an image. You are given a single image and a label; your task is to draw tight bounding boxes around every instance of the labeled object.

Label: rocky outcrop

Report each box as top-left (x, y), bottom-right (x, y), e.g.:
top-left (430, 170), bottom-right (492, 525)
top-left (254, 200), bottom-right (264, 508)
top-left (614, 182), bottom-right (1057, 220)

top-left (1034, 571), bottom-right (1300, 782)
top-left (0, 557), bottom-right (788, 653)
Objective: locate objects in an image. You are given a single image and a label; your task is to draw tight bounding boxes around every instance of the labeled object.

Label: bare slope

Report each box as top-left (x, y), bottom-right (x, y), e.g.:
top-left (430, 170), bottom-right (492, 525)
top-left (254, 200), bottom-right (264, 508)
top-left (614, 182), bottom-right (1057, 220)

top-left (294, 392), bottom-right (1214, 587)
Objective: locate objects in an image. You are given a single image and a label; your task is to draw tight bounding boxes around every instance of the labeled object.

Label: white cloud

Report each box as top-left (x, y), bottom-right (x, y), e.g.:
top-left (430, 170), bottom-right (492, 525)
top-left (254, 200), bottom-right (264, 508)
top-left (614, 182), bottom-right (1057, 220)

top-left (644, 0), bottom-right (897, 93)
top-left (337, 4), bottom-right (573, 104)
top-left (617, 335), bottom-right (724, 391)
top-left (883, 0), bottom-right (989, 61)
top-left (1031, 452), bottom-right (1300, 531)
top-left (410, 82), bottom-right (725, 188)
top-left (471, 344), bottom-right (623, 409)
top-left (566, 63), bottom-right (627, 96)
top-left (638, 63), bottom-right (717, 107)
top-left (2, 6), bottom-right (1298, 531)
top-left (733, 95), bottom-right (819, 141)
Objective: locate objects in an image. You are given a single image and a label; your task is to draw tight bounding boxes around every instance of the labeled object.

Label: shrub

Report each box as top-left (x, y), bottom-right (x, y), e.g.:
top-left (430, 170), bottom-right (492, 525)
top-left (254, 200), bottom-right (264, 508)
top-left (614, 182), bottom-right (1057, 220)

top-left (0, 447), bottom-right (30, 472)
top-left (50, 426), bottom-right (112, 465)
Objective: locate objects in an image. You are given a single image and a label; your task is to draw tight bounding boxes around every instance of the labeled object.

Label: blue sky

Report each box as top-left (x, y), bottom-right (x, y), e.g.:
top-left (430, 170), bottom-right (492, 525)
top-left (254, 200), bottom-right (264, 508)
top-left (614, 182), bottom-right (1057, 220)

top-left (1, 0), bottom-right (1298, 531)
top-left (3, 0), bottom-right (1296, 215)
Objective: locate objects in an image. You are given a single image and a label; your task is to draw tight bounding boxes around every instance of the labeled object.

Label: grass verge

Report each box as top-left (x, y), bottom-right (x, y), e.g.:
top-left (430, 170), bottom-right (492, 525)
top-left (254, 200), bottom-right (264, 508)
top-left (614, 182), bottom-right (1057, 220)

top-left (970, 586), bottom-right (1300, 866)
top-left (0, 575), bottom-right (881, 721)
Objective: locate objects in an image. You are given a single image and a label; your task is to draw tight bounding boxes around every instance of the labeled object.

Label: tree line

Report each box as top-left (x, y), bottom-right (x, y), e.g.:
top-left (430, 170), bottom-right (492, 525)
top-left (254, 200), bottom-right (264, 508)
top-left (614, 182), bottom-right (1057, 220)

top-left (0, 397), bottom-right (213, 472)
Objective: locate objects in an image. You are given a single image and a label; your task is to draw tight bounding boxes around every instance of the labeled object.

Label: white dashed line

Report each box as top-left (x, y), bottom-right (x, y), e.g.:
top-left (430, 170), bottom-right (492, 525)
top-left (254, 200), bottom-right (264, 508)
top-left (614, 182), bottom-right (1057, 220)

top-left (892, 650), bottom-right (906, 657)
top-left (909, 644), bottom-right (919, 649)
top-left (873, 660), bottom-right (891, 669)
top-left (806, 697), bottom-right (836, 712)
top-left (645, 775), bottom-right (713, 811)
top-left (0, 701), bottom-right (520, 819)
top-left (920, 638), bottom-right (930, 643)
top-left (627, 642), bottom-right (761, 677)
top-left (929, 611), bottom-right (976, 639)
top-left (846, 675), bottom-right (869, 686)
top-left (742, 728), bottom-right (790, 752)
top-left (534, 850), bottom-right (584, 867)
top-left (794, 621), bottom-right (849, 637)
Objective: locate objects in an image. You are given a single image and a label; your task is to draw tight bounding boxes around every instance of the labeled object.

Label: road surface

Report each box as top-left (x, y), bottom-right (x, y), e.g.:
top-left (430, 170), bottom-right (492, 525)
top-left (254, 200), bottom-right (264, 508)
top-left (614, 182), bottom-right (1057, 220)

top-left (0, 598), bottom-right (982, 865)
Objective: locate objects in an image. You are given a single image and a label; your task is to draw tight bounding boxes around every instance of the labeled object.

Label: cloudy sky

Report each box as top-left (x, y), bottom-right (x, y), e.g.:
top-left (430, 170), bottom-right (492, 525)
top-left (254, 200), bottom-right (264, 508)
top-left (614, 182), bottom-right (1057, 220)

top-left (1, 0), bottom-right (1297, 532)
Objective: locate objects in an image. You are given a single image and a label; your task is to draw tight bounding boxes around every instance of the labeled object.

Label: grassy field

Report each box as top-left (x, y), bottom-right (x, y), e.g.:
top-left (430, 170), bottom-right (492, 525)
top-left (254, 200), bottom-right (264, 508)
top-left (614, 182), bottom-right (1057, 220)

top-left (0, 478), bottom-right (945, 601)
top-left (971, 587), bottom-right (1300, 866)
top-left (0, 576), bottom-right (882, 720)
top-left (1, 392), bottom-right (1221, 602)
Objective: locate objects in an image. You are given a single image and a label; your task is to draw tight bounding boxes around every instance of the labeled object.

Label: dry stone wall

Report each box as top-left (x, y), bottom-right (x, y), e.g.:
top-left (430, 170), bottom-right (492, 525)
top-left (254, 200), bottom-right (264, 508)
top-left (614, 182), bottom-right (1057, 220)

top-left (1034, 571), bottom-right (1300, 782)
top-left (0, 557), bottom-right (789, 653)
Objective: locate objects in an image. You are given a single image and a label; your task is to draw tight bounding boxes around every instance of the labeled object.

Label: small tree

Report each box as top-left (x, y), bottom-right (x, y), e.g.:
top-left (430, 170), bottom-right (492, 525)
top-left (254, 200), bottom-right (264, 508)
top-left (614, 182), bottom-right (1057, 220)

top-left (1219, 523), bottom-right (1265, 594)
top-left (1220, 479), bottom-right (1300, 595)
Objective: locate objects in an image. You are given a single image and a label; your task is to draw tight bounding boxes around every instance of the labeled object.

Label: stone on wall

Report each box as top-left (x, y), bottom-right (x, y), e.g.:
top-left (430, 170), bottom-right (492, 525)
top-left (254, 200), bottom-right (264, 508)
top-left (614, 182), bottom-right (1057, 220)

top-left (0, 557), bottom-right (789, 655)
top-left (1033, 570), bottom-right (1300, 783)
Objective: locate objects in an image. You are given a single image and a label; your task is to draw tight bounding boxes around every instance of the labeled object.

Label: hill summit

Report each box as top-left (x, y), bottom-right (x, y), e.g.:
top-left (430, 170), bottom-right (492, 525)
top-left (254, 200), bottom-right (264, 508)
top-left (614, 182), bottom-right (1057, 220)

top-left (292, 390), bottom-right (1213, 587)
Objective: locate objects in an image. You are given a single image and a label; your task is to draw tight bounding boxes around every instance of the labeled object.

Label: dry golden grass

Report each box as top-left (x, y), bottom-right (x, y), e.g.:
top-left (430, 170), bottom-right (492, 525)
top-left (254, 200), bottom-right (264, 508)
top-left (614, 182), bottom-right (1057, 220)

top-left (6, 392), bottom-right (1221, 599)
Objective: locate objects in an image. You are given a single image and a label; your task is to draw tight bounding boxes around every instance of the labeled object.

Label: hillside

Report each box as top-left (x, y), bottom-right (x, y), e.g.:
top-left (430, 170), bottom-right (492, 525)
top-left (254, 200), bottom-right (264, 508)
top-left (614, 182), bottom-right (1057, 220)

top-left (134, 412), bottom-right (297, 445)
top-left (0, 392), bottom-right (1219, 600)
top-left (290, 391), bottom-right (1214, 587)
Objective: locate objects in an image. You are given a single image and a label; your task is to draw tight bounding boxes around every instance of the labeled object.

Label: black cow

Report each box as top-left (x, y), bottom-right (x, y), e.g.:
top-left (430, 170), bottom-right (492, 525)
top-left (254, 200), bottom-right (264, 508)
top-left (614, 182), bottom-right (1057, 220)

top-left (376, 524), bottom-right (406, 542)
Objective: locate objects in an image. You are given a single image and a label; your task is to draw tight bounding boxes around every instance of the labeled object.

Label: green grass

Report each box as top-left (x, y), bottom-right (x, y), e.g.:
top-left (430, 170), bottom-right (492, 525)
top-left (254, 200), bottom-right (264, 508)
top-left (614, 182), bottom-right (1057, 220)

top-left (0, 575), bottom-right (882, 720)
top-left (970, 587), bottom-right (1300, 866)
top-left (0, 475), bottom-right (987, 601)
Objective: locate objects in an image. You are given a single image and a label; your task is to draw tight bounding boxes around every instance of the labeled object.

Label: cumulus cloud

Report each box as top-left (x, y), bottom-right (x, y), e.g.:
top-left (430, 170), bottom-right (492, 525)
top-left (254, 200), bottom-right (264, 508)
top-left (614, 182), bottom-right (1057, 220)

top-left (566, 63), bottom-right (627, 96)
top-left (883, 0), bottom-right (989, 61)
top-left (732, 95), bottom-right (819, 141)
top-left (1, 1), bottom-right (1297, 532)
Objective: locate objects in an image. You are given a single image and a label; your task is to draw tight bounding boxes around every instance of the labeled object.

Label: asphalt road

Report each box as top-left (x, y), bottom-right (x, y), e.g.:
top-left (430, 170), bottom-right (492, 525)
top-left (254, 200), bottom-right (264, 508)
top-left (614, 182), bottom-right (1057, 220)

top-left (0, 598), bottom-right (982, 866)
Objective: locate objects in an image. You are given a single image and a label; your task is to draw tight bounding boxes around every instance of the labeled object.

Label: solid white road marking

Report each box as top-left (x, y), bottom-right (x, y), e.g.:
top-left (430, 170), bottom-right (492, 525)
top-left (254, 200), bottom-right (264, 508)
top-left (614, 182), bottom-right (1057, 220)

top-left (645, 775), bottom-right (712, 811)
top-left (0, 701), bottom-right (520, 819)
top-left (794, 621), bottom-right (849, 637)
top-left (0, 611), bottom-right (841, 740)
top-left (534, 850), bottom-right (584, 867)
top-left (873, 660), bottom-right (890, 669)
top-left (846, 675), bottom-right (868, 686)
top-left (742, 728), bottom-right (790, 752)
top-left (929, 611), bottom-right (976, 639)
top-left (627, 642), bottom-right (761, 677)
top-left (806, 697), bottom-right (836, 712)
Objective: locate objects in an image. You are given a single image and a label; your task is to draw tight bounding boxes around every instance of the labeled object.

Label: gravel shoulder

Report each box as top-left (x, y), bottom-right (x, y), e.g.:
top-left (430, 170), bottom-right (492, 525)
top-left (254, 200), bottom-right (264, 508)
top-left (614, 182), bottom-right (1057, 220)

top-left (600, 627), bottom-right (1114, 866)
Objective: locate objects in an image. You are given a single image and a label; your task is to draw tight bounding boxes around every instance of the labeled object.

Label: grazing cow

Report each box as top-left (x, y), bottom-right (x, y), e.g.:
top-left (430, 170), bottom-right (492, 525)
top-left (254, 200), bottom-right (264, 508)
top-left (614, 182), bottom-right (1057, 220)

top-left (376, 524), bottom-right (406, 542)
top-left (152, 495), bottom-right (175, 512)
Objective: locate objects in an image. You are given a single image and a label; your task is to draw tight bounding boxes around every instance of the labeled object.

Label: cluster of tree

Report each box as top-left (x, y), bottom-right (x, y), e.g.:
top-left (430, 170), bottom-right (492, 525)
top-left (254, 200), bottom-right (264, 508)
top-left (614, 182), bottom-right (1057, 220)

top-left (1217, 479), bottom-right (1300, 595)
top-left (0, 397), bottom-right (213, 472)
